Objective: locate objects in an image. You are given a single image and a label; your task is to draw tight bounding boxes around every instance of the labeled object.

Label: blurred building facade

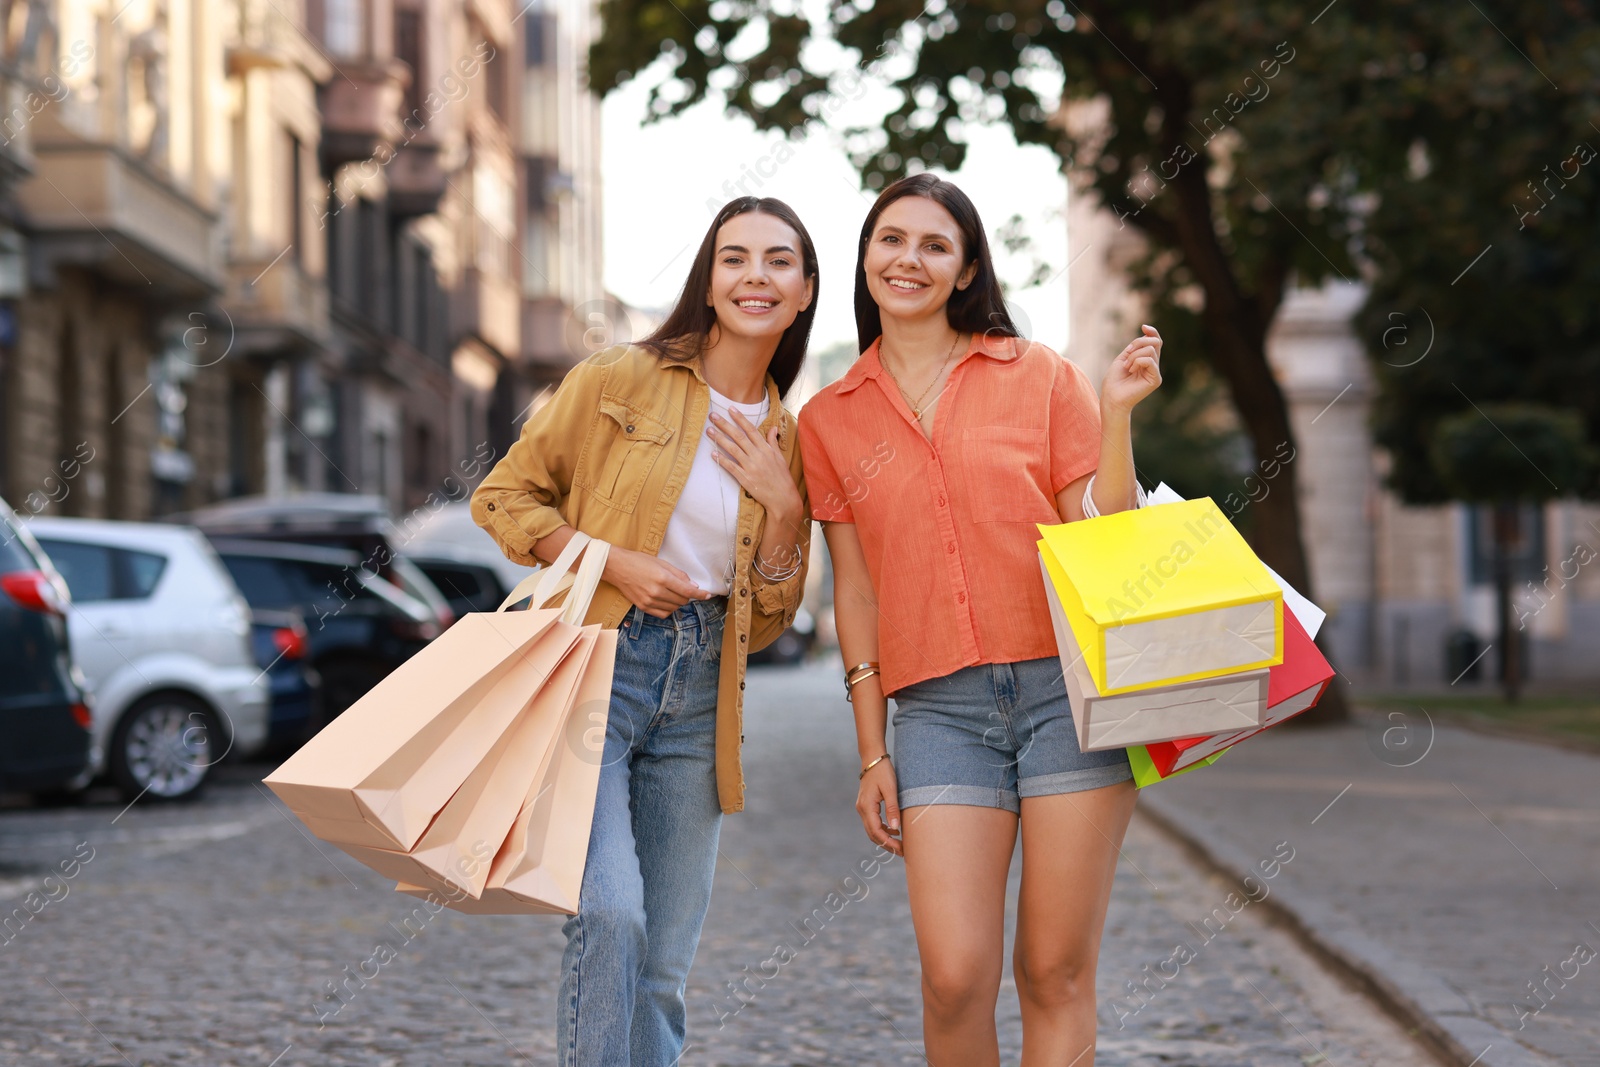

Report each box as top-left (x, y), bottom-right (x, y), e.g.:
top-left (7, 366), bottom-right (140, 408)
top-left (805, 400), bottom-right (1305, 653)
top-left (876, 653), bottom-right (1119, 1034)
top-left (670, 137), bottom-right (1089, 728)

top-left (0, 0), bottom-right (603, 520)
top-left (1065, 182), bottom-right (1600, 688)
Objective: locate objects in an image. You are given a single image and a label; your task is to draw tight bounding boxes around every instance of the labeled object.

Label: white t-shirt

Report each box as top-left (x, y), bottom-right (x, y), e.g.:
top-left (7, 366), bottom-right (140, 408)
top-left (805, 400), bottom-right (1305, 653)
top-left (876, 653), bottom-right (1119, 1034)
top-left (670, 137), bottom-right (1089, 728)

top-left (657, 387), bottom-right (770, 596)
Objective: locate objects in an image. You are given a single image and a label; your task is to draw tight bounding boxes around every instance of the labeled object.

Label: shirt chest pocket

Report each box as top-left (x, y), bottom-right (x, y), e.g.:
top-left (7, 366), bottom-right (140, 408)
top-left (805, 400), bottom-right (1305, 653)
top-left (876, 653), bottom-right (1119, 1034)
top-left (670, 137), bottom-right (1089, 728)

top-left (577, 395), bottom-right (677, 513)
top-left (956, 426), bottom-right (1055, 523)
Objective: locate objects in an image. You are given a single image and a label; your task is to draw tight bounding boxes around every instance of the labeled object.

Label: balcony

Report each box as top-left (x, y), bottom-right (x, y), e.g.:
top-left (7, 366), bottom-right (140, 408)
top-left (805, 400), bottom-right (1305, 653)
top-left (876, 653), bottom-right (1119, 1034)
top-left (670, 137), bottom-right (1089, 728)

top-left (18, 142), bottom-right (220, 297)
top-left (317, 59), bottom-right (409, 170)
top-left (223, 254), bottom-right (332, 357)
top-left (387, 141), bottom-right (445, 217)
top-left (450, 265), bottom-right (519, 359)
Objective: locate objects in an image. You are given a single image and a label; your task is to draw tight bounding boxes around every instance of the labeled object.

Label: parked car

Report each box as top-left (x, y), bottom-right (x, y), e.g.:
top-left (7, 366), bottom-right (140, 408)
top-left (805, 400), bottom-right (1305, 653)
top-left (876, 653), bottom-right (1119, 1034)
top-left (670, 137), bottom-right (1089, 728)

top-left (176, 494), bottom-right (455, 631)
top-left (248, 608), bottom-right (321, 749)
top-left (209, 538), bottom-right (439, 717)
top-left (28, 518), bottom-right (269, 801)
top-left (0, 503), bottom-right (94, 797)
top-left (406, 543), bottom-right (519, 616)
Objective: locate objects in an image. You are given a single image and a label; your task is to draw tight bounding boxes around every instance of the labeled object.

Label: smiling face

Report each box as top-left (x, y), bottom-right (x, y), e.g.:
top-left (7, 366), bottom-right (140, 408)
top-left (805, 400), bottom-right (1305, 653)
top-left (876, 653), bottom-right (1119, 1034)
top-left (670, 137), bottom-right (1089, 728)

top-left (861, 195), bottom-right (978, 325)
top-left (705, 210), bottom-right (815, 347)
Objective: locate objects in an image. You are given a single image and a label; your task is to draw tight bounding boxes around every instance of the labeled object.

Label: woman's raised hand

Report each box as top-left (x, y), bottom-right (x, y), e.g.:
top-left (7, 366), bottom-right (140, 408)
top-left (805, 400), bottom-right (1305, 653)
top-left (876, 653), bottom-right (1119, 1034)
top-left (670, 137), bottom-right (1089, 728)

top-left (1102, 324), bottom-right (1164, 414)
top-left (857, 759), bottom-right (903, 856)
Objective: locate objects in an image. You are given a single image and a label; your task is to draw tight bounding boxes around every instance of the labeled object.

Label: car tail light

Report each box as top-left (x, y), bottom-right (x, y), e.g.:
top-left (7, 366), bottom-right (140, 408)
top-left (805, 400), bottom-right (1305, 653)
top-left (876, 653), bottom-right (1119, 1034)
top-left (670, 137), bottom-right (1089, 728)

top-left (70, 703), bottom-right (92, 730)
top-left (2, 571), bottom-right (67, 615)
top-left (272, 626), bottom-right (308, 660)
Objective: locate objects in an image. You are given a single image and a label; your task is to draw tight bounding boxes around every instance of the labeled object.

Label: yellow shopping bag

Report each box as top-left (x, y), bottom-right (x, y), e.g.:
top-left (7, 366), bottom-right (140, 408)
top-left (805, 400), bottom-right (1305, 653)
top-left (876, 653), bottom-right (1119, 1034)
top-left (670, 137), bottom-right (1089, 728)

top-left (1037, 497), bottom-right (1282, 696)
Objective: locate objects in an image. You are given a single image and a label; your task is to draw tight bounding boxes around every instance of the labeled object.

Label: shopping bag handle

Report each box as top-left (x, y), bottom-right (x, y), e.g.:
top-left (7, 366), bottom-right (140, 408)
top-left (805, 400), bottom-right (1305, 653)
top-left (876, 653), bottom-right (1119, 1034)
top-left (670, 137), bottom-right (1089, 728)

top-left (496, 531), bottom-right (611, 625)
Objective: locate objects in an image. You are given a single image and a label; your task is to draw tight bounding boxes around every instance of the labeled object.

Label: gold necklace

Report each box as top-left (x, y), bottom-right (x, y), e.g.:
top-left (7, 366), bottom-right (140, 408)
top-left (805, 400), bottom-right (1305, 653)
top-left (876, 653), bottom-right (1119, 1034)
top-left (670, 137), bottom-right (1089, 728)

top-left (882, 331), bottom-right (963, 419)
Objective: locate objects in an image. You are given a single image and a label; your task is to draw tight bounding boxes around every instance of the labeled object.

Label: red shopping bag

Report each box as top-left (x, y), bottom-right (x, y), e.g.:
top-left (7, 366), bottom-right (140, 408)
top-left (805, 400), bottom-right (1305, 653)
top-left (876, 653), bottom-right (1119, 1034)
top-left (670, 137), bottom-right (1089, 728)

top-left (1140, 608), bottom-right (1334, 779)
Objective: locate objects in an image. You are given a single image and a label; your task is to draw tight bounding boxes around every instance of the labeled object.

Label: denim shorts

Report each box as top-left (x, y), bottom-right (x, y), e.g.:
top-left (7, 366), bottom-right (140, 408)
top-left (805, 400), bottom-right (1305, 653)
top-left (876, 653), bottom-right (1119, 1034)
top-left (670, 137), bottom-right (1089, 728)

top-left (891, 657), bottom-right (1132, 813)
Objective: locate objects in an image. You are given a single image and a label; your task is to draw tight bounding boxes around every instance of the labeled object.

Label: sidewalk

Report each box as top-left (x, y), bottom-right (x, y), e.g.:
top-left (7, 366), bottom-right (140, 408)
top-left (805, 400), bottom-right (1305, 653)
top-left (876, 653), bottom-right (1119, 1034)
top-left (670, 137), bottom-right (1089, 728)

top-left (1137, 711), bottom-right (1600, 1067)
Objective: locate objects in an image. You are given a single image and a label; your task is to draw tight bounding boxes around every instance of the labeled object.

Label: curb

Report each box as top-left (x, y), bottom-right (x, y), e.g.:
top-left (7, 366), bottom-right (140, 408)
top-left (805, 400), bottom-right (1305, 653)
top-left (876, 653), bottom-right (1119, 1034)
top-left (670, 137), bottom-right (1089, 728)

top-left (1135, 797), bottom-right (1561, 1067)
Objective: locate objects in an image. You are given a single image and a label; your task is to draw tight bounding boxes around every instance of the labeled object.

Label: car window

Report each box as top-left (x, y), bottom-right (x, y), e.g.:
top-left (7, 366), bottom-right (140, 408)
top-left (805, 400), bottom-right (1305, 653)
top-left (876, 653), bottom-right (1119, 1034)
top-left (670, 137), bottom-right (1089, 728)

top-left (36, 538), bottom-right (115, 602)
top-left (219, 556), bottom-right (296, 609)
top-left (0, 518), bottom-right (36, 572)
top-left (119, 549), bottom-right (168, 598)
top-left (418, 564), bottom-right (485, 601)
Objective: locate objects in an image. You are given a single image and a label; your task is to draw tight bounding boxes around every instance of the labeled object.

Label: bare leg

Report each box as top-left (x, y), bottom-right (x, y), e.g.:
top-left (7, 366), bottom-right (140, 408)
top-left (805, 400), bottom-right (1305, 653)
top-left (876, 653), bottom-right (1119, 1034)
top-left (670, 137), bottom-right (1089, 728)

top-left (1014, 781), bottom-right (1137, 1067)
top-left (902, 804), bottom-right (1018, 1067)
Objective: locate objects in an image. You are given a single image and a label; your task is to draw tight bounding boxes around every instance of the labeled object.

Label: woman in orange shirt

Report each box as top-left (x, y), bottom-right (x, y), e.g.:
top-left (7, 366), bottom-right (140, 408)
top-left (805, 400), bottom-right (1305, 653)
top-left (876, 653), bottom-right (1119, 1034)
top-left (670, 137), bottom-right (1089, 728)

top-left (797, 173), bottom-right (1162, 1066)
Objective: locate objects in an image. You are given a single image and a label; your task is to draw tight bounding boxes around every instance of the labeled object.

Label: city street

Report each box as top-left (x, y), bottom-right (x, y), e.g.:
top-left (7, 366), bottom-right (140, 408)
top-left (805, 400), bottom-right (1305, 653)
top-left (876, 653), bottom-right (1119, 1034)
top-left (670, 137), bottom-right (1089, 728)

top-left (0, 660), bottom-right (1439, 1066)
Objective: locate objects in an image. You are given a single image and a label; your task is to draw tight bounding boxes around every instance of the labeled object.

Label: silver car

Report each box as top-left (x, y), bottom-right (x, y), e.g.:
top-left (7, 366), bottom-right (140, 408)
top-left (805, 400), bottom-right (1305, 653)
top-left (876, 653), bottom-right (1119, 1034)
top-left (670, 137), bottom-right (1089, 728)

top-left (28, 518), bottom-right (269, 800)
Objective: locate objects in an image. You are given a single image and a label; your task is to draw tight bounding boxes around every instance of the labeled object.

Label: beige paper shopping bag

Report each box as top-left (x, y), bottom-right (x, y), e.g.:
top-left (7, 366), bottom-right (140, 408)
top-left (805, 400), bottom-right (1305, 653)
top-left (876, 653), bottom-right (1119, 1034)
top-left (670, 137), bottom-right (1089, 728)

top-left (341, 627), bottom-right (603, 899)
top-left (263, 531), bottom-right (607, 853)
top-left (396, 625), bottom-right (618, 915)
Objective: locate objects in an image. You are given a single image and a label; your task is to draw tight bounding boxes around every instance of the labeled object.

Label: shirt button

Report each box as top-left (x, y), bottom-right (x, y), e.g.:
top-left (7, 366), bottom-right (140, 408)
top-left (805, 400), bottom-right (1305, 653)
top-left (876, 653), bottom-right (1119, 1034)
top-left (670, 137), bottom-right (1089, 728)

top-left (742, 536), bottom-right (751, 545)
top-left (486, 502), bottom-right (495, 511)
top-left (739, 588), bottom-right (747, 597)
top-left (625, 423), bottom-right (635, 433)
top-left (739, 634), bottom-right (747, 643)
top-left (946, 541), bottom-right (956, 554)
top-left (937, 495), bottom-right (946, 507)
top-left (957, 592), bottom-right (967, 604)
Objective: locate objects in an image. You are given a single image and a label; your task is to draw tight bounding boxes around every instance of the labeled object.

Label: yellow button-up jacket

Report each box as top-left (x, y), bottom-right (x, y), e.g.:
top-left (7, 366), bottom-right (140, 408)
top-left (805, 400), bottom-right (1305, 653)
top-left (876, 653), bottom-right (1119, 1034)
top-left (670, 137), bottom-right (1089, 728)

top-left (470, 343), bottom-right (810, 813)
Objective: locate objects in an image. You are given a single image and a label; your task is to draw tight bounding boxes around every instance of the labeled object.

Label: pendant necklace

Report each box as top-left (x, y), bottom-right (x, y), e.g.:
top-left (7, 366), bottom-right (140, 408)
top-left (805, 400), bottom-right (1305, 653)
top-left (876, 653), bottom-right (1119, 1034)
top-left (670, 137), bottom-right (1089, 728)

top-left (883, 331), bottom-right (963, 419)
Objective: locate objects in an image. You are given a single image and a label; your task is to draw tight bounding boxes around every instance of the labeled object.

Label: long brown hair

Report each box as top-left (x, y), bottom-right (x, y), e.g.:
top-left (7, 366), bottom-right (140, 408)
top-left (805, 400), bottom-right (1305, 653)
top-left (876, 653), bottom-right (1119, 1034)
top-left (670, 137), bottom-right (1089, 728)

top-left (854, 173), bottom-right (1017, 353)
top-left (638, 197), bottom-right (819, 398)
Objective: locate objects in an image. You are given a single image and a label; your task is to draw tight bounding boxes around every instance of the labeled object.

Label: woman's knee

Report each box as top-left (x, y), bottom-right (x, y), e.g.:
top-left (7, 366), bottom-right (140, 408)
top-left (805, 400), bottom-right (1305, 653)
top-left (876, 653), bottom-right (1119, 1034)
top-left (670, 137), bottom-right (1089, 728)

top-left (921, 959), bottom-right (1000, 1020)
top-left (1013, 946), bottom-right (1096, 1009)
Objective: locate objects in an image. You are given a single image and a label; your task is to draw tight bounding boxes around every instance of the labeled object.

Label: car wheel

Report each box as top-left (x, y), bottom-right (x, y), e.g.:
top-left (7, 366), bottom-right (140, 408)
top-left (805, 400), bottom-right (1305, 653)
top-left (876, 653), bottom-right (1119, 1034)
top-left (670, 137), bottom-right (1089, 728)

top-left (110, 693), bottom-right (218, 802)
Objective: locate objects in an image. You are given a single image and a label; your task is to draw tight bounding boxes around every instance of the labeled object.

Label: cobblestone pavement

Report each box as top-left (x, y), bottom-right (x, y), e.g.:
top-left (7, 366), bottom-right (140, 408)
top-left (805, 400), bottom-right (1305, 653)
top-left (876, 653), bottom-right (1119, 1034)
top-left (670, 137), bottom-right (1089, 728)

top-left (1141, 708), bottom-right (1600, 1067)
top-left (0, 661), bottom-right (1438, 1066)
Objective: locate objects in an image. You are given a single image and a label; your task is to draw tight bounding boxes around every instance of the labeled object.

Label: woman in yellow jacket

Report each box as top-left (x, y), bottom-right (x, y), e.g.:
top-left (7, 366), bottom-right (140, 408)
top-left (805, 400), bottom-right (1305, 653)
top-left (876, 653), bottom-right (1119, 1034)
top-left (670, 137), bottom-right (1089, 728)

top-left (471, 198), bottom-right (815, 1066)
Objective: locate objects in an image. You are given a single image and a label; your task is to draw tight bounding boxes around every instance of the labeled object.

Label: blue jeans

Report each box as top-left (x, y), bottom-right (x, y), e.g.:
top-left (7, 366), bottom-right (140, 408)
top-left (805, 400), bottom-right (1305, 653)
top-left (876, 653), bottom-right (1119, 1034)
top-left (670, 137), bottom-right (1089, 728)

top-left (558, 598), bottom-right (726, 1067)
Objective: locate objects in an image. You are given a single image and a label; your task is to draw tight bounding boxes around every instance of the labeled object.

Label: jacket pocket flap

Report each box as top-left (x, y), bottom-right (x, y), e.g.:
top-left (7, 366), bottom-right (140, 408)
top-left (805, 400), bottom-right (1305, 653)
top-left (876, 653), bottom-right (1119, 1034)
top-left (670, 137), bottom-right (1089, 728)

top-left (597, 395), bottom-right (675, 445)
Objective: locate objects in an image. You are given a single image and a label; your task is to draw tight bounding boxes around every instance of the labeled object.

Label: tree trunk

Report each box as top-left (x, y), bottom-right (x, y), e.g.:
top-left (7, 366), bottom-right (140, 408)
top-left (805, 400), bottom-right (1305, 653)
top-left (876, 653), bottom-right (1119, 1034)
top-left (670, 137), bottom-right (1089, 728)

top-left (1493, 502), bottom-right (1522, 703)
top-left (1193, 338), bottom-right (1352, 724)
top-left (1142, 133), bottom-right (1349, 724)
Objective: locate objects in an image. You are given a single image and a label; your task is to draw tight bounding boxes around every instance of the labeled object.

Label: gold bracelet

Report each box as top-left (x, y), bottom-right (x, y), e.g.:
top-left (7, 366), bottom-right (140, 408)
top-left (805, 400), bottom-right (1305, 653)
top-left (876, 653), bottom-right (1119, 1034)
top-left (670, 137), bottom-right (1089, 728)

top-left (844, 661), bottom-right (881, 702)
top-left (858, 753), bottom-right (891, 779)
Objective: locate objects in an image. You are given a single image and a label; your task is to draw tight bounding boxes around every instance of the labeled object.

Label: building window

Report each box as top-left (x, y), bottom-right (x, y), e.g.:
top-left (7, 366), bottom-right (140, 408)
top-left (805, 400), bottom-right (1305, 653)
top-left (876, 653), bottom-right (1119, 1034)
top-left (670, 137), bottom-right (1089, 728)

top-left (395, 7), bottom-right (423, 120)
top-left (522, 212), bottom-right (552, 298)
top-left (410, 422), bottom-right (431, 490)
top-left (1466, 503), bottom-right (1546, 586)
top-left (325, 0), bottom-right (365, 57)
top-left (483, 37), bottom-right (508, 123)
top-left (524, 9), bottom-right (556, 68)
top-left (286, 131), bottom-right (304, 265)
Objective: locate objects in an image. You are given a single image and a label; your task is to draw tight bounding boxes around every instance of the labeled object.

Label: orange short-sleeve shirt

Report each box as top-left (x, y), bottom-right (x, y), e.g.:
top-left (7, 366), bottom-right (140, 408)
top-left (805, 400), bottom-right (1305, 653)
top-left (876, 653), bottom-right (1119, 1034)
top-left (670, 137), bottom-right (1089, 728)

top-left (798, 333), bottom-right (1103, 694)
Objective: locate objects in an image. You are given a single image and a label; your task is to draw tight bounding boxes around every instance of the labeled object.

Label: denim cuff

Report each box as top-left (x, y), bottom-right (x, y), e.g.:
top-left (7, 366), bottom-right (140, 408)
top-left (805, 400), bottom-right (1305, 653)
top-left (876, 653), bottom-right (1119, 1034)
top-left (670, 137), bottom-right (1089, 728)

top-left (898, 784), bottom-right (1021, 814)
top-left (1017, 762), bottom-right (1133, 797)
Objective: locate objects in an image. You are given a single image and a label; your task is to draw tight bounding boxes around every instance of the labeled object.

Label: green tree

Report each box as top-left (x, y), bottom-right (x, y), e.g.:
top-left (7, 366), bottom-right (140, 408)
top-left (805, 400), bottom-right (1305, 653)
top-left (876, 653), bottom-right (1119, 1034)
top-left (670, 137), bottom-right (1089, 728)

top-left (591, 0), bottom-right (1600, 716)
